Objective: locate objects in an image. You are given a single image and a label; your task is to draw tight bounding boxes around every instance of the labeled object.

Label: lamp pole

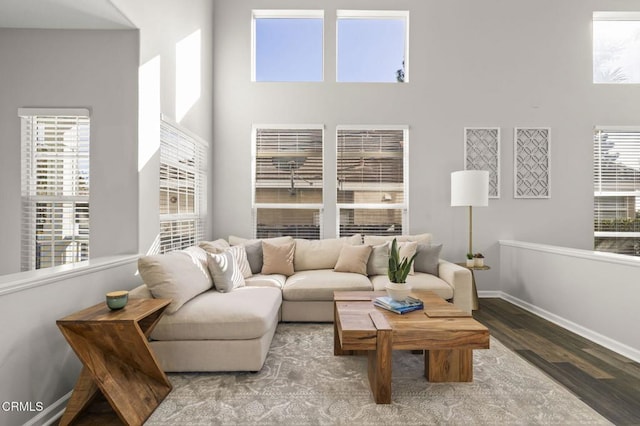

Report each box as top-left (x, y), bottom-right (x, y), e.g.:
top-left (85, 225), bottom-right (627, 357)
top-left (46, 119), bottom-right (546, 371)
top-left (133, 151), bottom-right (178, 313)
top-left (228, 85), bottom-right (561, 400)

top-left (468, 205), bottom-right (473, 255)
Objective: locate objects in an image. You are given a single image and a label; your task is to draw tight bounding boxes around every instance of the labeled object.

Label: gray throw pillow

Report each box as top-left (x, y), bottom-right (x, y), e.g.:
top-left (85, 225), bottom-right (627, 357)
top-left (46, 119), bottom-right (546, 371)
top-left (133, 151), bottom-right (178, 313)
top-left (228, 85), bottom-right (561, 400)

top-left (244, 240), bottom-right (263, 275)
top-left (414, 243), bottom-right (443, 276)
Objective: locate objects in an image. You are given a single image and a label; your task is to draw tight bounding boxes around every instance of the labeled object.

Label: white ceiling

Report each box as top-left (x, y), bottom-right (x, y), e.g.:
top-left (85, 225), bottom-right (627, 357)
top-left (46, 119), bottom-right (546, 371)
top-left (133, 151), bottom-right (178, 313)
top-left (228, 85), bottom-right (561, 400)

top-left (0, 0), bottom-right (136, 30)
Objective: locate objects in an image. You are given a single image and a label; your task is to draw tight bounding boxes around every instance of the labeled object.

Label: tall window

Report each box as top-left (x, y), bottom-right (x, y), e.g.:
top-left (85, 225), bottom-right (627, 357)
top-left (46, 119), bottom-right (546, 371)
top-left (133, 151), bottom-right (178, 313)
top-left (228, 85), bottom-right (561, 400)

top-left (159, 116), bottom-right (207, 253)
top-left (253, 126), bottom-right (324, 239)
top-left (336, 126), bottom-right (408, 237)
top-left (252, 10), bottom-right (324, 82)
top-left (594, 128), bottom-right (640, 256)
top-left (337, 10), bottom-right (409, 83)
top-left (593, 12), bottom-right (640, 84)
top-left (20, 109), bottom-right (90, 271)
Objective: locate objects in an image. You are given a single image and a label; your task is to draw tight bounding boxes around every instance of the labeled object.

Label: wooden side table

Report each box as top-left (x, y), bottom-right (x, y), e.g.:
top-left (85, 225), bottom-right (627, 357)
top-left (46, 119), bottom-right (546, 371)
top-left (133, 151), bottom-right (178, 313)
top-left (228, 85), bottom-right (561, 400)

top-left (57, 298), bottom-right (172, 426)
top-left (455, 263), bottom-right (490, 311)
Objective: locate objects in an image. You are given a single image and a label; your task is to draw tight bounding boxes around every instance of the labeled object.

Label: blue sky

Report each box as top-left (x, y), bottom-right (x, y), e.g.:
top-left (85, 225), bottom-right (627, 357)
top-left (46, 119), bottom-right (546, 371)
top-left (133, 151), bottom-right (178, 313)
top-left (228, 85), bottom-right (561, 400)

top-left (255, 18), bottom-right (406, 82)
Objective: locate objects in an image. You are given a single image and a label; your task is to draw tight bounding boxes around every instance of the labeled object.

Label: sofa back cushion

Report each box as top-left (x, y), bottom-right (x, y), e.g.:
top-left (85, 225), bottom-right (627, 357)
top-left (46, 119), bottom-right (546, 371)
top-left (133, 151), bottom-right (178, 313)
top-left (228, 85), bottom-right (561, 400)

top-left (363, 233), bottom-right (432, 246)
top-left (294, 234), bottom-right (361, 271)
top-left (198, 238), bottom-right (230, 254)
top-left (138, 246), bottom-right (212, 314)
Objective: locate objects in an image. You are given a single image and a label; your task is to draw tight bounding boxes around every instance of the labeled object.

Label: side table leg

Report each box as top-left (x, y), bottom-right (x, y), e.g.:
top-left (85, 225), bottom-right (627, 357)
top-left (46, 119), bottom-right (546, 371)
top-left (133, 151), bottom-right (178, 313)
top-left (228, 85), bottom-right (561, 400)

top-left (368, 328), bottom-right (392, 404)
top-left (59, 367), bottom-right (99, 426)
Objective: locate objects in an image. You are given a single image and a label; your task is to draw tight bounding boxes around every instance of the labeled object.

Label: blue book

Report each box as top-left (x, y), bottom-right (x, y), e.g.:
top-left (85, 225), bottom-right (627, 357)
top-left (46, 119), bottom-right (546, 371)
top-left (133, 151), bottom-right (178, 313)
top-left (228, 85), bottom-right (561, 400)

top-left (374, 296), bottom-right (423, 314)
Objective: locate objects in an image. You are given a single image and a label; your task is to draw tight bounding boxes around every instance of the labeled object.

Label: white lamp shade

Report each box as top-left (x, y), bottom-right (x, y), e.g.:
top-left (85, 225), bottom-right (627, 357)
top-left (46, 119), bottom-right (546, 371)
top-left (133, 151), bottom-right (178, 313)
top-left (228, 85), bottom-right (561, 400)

top-left (451, 170), bottom-right (489, 207)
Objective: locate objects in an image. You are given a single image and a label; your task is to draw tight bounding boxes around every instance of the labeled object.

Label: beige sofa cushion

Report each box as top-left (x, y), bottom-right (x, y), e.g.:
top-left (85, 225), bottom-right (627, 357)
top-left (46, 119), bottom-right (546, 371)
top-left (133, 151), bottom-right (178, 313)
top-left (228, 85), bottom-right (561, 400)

top-left (370, 273), bottom-right (454, 300)
top-left (138, 246), bottom-right (212, 314)
top-left (262, 240), bottom-right (295, 276)
top-left (283, 270), bottom-right (372, 301)
top-left (293, 234), bottom-right (361, 271)
top-left (229, 235), bottom-right (293, 246)
top-left (334, 244), bottom-right (372, 275)
top-left (198, 238), bottom-right (230, 254)
top-left (244, 273), bottom-right (287, 289)
top-left (364, 233), bottom-right (432, 246)
top-left (150, 286), bottom-right (282, 341)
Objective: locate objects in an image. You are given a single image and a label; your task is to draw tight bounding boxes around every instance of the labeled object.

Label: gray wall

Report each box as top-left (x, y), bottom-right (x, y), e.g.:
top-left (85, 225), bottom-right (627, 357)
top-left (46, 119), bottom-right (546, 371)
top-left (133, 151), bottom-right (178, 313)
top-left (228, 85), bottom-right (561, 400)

top-left (211, 0), bottom-right (640, 291)
top-left (112, 0), bottom-right (215, 253)
top-left (0, 29), bottom-right (139, 276)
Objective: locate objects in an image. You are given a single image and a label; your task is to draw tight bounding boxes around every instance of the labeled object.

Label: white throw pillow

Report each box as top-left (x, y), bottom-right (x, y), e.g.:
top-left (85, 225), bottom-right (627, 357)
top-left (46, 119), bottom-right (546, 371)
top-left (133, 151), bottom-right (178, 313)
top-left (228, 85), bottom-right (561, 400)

top-left (398, 241), bottom-right (418, 275)
top-left (367, 242), bottom-right (390, 276)
top-left (207, 251), bottom-right (246, 293)
top-left (226, 245), bottom-right (252, 278)
top-left (138, 246), bottom-right (213, 314)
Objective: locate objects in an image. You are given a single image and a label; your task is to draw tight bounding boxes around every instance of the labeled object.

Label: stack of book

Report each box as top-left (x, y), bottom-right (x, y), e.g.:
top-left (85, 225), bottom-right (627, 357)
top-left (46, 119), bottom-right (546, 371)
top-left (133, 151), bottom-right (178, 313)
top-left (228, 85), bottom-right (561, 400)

top-left (374, 296), bottom-right (424, 314)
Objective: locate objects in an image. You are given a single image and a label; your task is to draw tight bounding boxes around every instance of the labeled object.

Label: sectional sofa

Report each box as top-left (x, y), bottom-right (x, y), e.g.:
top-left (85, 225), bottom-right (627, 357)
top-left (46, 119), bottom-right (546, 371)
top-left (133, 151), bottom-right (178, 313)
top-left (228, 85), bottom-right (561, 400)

top-left (130, 233), bottom-right (472, 372)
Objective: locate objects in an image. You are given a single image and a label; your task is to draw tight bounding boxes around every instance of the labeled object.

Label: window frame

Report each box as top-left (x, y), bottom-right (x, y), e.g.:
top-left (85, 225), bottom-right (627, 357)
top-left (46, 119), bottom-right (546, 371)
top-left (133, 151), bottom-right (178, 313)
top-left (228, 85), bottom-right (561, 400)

top-left (159, 114), bottom-right (208, 253)
top-left (336, 10), bottom-right (410, 83)
top-left (19, 108), bottom-right (91, 271)
top-left (593, 125), bottom-right (640, 257)
top-left (252, 124), bottom-right (325, 239)
top-left (251, 9), bottom-right (325, 83)
top-left (335, 124), bottom-right (409, 237)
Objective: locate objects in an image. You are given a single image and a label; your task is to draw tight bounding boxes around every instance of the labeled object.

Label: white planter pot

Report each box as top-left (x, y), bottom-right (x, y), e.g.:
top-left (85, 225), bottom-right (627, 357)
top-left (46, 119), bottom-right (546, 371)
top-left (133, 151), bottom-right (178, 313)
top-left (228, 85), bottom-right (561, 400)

top-left (466, 259), bottom-right (475, 267)
top-left (385, 282), bottom-right (412, 301)
top-left (474, 258), bottom-right (484, 267)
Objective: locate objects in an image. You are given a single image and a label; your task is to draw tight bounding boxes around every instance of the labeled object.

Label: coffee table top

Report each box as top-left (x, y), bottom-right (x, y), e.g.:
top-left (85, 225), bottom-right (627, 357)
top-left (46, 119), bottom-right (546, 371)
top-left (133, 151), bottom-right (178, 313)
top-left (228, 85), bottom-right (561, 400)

top-left (334, 290), bottom-right (489, 351)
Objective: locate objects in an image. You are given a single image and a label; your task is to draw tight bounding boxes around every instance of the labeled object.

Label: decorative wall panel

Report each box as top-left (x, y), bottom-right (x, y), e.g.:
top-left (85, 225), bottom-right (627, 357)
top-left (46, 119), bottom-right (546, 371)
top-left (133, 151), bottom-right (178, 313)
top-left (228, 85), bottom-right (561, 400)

top-left (464, 127), bottom-right (500, 198)
top-left (514, 128), bottom-right (551, 198)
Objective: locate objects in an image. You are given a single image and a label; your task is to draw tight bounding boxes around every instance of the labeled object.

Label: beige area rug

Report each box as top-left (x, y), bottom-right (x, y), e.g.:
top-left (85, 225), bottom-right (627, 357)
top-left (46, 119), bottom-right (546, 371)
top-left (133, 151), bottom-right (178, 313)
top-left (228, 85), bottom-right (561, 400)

top-left (146, 323), bottom-right (611, 425)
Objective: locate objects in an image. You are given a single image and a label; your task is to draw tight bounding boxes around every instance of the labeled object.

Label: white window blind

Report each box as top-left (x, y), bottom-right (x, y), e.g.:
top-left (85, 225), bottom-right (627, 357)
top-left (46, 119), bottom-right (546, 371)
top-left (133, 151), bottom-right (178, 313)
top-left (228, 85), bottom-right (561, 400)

top-left (20, 109), bottom-right (90, 271)
top-left (594, 128), bottom-right (640, 256)
top-left (336, 127), bottom-right (408, 237)
top-left (159, 116), bottom-right (207, 253)
top-left (253, 126), bottom-right (324, 239)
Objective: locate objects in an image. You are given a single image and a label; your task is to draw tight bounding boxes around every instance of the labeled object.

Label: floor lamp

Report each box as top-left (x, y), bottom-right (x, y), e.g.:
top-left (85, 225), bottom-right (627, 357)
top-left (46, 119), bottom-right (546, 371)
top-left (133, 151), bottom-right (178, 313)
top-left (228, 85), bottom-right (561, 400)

top-left (451, 170), bottom-right (489, 256)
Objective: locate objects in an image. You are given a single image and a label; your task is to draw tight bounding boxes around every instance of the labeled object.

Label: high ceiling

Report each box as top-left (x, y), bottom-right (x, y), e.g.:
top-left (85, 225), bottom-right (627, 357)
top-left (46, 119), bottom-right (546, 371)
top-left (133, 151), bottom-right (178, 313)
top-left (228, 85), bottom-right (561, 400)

top-left (0, 0), bottom-right (135, 29)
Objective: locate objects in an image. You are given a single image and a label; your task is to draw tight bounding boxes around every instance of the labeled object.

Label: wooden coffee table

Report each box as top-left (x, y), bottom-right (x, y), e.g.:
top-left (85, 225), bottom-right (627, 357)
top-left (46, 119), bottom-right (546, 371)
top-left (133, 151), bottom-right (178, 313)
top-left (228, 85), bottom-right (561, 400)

top-left (57, 298), bottom-right (172, 426)
top-left (334, 290), bottom-right (489, 404)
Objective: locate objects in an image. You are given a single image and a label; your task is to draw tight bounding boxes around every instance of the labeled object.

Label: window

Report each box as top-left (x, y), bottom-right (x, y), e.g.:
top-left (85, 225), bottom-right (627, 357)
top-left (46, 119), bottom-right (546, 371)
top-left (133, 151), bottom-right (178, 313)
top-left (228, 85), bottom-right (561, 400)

top-left (20, 109), bottom-right (90, 271)
top-left (337, 10), bottom-right (409, 83)
top-left (593, 12), bottom-right (640, 83)
top-left (252, 10), bottom-right (324, 82)
top-left (594, 128), bottom-right (640, 256)
top-left (336, 126), bottom-right (408, 237)
top-left (253, 126), bottom-right (324, 239)
top-left (159, 116), bottom-right (207, 253)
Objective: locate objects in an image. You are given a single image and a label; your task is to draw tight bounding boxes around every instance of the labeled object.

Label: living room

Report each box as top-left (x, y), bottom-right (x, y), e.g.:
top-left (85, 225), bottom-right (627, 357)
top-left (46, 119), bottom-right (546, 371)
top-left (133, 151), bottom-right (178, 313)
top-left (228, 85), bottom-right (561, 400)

top-left (0, 0), bottom-right (639, 425)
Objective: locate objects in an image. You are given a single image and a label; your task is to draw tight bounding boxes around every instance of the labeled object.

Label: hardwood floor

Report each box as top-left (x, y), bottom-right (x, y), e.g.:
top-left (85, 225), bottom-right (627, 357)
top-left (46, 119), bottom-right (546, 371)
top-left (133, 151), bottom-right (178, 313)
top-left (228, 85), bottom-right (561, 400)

top-left (474, 298), bottom-right (640, 426)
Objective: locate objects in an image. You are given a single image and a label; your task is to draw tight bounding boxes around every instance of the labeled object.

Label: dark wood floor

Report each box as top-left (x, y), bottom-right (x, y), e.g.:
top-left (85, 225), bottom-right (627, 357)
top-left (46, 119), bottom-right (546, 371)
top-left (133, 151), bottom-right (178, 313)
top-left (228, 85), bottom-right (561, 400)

top-left (474, 298), bottom-right (640, 425)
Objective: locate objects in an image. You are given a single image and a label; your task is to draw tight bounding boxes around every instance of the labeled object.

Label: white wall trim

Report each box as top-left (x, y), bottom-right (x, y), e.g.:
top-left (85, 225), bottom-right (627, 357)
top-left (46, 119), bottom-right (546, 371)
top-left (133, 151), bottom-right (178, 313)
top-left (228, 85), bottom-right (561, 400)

top-left (499, 239), bottom-right (640, 268)
top-left (479, 291), bottom-right (640, 363)
top-left (23, 391), bottom-right (70, 426)
top-left (0, 254), bottom-right (139, 297)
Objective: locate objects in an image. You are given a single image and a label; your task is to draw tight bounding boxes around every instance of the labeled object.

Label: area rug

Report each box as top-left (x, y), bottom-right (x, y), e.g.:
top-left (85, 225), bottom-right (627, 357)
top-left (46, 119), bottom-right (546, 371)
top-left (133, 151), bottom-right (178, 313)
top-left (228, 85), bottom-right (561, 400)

top-left (146, 324), bottom-right (611, 425)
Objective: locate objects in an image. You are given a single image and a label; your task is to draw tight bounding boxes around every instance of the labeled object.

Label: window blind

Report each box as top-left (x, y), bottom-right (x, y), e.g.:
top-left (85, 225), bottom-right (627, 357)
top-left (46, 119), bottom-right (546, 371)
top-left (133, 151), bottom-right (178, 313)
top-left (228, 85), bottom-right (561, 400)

top-left (336, 128), bottom-right (407, 238)
top-left (253, 127), bottom-right (324, 239)
top-left (20, 112), bottom-right (90, 271)
top-left (159, 117), bottom-right (207, 253)
top-left (594, 129), bottom-right (640, 256)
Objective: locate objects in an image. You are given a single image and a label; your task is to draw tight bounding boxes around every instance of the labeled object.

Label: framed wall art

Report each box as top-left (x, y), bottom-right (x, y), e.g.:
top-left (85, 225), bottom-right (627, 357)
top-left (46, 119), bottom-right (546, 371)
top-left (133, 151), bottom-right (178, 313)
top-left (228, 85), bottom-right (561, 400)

top-left (514, 127), bottom-right (551, 198)
top-left (464, 127), bottom-right (500, 198)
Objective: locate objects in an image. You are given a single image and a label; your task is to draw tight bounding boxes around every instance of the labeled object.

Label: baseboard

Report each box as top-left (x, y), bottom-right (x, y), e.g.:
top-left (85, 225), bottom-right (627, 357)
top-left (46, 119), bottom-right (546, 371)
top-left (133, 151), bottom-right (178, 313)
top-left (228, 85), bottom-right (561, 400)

top-left (23, 391), bottom-right (70, 426)
top-left (479, 291), bottom-right (640, 363)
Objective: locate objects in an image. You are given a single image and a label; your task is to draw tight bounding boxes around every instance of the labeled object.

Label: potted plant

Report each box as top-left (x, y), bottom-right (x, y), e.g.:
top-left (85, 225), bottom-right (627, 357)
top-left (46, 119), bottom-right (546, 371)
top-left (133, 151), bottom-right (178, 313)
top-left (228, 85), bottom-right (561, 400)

top-left (473, 253), bottom-right (485, 267)
top-left (466, 253), bottom-right (475, 267)
top-left (385, 238), bottom-right (418, 301)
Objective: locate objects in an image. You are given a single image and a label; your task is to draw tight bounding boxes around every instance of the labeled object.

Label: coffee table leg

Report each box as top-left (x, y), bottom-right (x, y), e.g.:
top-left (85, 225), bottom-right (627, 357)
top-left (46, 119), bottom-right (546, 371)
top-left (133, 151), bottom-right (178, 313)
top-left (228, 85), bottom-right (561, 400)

top-left (368, 328), bottom-right (392, 404)
top-left (425, 349), bottom-right (473, 382)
